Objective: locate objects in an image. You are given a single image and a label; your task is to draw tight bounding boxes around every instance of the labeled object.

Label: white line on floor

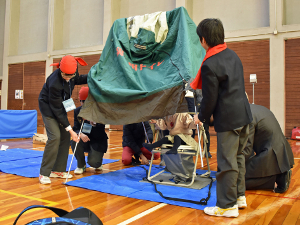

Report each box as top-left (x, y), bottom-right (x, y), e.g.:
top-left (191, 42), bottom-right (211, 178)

top-left (117, 203), bottom-right (167, 225)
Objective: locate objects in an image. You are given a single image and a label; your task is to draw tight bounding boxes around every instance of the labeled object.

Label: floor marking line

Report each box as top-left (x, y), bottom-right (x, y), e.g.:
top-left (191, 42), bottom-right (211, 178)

top-left (0, 189), bottom-right (58, 205)
top-left (246, 192), bottom-right (298, 200)
top-left (117, 203), bottom-right (167, 225)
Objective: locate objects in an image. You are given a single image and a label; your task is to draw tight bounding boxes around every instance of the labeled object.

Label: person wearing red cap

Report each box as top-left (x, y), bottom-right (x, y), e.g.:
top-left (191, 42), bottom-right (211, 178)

top-left (70, 87), bottom-right (108, 174)
top-left (38, 55), bottom-right (88, 184)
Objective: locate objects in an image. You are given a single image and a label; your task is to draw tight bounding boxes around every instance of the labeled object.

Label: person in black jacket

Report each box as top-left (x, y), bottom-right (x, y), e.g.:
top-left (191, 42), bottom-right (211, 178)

top-left (122, 122), bottom-right (159, 165)
top-left (71, 87), bottom-right (108, 174)
top-left (244, 104), bottom-right (294, 193)
top-left (38, 55), bottom-right (88, 184)
top-left (192, 19), bottom-right (252, 217)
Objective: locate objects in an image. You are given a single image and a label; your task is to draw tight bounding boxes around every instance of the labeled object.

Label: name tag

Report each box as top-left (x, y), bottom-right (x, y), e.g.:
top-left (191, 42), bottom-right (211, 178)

top-left (82, 123), bottom-right (92, 134)
top-left (62, 98), bottom-right (76, 112)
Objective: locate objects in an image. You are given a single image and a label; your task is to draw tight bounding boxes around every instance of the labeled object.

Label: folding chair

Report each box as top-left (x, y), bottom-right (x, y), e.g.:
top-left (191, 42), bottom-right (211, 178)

top-left (147, 125), bottom-right (211, 187)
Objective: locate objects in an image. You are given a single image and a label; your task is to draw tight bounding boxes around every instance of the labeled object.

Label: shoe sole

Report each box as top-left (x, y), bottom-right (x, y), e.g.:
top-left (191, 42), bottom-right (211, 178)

top-left (39, 180), bottom-right (51, 184)
top-left (74, 171), bottom-right (84, 174)
top-left (50, 174), bottom-right (73, 179)
top-left (204, 212), bottom-right (239, 217)
top-left (238, 204), bottom-right (247, 209)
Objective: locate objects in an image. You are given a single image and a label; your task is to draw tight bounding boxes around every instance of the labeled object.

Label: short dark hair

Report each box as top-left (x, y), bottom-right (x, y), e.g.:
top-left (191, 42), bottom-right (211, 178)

top-left (196, 18), bottom-right (224, 47)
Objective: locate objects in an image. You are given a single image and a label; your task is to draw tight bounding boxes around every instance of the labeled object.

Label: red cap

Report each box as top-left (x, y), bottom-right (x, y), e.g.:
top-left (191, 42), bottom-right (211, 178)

top-left (50, 55), bottom-right (88, 74)
top-left (79, 87), bottom-right (89, 100)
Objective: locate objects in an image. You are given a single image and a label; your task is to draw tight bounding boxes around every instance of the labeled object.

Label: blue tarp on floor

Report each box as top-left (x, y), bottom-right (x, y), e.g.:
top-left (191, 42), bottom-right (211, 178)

top-left (0, 148), bottom-right (119, 177)
top-left (66, 166), bottom-right (217, 210)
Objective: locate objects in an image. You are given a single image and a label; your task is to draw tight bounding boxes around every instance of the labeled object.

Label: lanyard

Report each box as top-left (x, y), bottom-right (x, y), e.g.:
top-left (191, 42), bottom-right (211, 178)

top-left (62, 81), bottom-right (72, 101)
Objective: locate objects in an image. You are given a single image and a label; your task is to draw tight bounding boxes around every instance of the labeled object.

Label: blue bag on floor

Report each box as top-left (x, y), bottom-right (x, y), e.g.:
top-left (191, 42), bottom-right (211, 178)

top-left (13, 205), bottom-right (103, 225)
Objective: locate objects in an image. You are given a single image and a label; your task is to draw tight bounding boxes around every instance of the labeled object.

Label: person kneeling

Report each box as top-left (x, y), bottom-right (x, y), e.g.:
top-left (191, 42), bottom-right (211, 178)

top-left (122, 122), bottom-right (159, 165)
top-left (244, 104), bottom-right (294, 193)
top-left (71, 87), bottom-right (108, 174)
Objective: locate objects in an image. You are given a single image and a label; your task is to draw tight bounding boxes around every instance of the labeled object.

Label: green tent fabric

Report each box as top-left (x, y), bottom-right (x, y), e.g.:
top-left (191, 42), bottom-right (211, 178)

top-left (79, 7), bottom-right (205, 125)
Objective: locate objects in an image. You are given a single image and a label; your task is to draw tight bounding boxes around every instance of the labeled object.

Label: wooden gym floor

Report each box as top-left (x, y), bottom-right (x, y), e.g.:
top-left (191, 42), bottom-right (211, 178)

top-left (0, 129), bottom-right (300, 225)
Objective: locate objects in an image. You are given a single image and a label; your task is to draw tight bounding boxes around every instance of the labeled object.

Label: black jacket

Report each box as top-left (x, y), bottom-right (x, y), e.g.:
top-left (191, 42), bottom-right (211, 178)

top-left (38, 69), bottom-right (87, 128)
top-left (198, 48), bottom-right (252, 132)
top-left (73, 106), bottom-right (108, 153)
top-left (122, 122), bottom-right (153, 155)
top-left (244, 104), bottom-right (294, 178)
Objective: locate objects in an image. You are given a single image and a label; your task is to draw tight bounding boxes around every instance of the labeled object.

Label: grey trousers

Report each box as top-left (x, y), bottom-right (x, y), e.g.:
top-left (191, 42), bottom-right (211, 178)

top-left (216, 124), bottom-right (249, 209)
top-left (40, 116), bottom-right (70, 176)
top-left (71, 140), bottom-right (107, 168)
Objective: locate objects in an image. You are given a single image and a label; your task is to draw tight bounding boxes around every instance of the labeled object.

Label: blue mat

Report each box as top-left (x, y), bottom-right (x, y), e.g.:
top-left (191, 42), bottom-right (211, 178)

top-left (0, 148), bottom-right (119, 177)
top-left (0, 148), bottom-right (44, 162)
top-left (66, 166), bottom-right (217, 210)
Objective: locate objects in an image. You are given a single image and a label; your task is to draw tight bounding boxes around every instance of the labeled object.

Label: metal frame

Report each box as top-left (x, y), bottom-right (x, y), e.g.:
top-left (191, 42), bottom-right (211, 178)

top-left (147, 125), bottom-right (211, 187)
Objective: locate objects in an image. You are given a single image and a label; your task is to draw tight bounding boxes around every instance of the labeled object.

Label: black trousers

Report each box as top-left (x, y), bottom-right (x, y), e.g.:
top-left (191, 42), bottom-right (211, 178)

top-left (71, 139), bottom-right (107, 168)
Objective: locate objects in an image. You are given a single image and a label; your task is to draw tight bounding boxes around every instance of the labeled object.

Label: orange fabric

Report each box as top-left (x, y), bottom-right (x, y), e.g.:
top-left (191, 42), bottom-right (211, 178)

top-left (49, 55), bottom-right (88, 74)
top-left (190, 43), bottom-right (227, 90)
top-left (79, 87), bottom-right (89, 100)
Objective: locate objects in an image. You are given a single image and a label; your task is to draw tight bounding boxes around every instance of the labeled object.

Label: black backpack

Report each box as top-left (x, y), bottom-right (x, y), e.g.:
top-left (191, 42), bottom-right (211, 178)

top-left (13, 205), bottom-right (103, 225)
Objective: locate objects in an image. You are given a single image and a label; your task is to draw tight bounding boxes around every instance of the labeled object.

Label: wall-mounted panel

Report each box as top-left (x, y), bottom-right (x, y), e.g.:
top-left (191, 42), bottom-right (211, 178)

top-left (23, 61), bottom-right (46, 126)
top-left (0, 0), bottom-right (5, 78)
top-left (53, 0), bottom-right (104, 50)
top-left (227, 40), bottom-right (270, 109)
top-left (17, 0), bottom-right (48, 55)
top-left (285, 38), bottom-right (300, 137)
top-left (8, 64), bottom-right (23, 110)
top-left (192, 0), bottom-right (269, 31)
top-left (119, 0), bottom-right (176, 19)
top-left (283, 0), bottom-right (300, 25)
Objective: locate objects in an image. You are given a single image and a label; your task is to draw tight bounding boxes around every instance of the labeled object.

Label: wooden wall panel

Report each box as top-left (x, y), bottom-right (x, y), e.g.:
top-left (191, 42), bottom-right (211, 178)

top-left (53, 54), bottom-right (101, 127)
top-left (23, 61), bottom-right (46, 127)
top-left (285, 38), bottom-right (300, 137)
top-left (227, 40), bottom-right (270, 109)
top-left (8, 64), bottom-right (23, 110)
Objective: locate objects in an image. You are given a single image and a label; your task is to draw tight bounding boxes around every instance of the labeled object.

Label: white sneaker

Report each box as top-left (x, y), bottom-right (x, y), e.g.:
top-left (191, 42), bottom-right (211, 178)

top-left (95, 165), bottom-right (103, 171)
top-left (39, 174), bottom-right (51, 184)
top-left (50, 171), bottom-right (73, 179)
top-left (74, 165), bottom-right (86, 174)
top-left (204, 204), bottom-right (239, 217)
top-left (237, 196), bottom-right (247, 208)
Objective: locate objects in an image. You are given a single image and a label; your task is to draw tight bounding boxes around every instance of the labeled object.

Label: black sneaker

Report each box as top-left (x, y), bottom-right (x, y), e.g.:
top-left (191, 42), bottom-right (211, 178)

top-left (274, 169), bottom-right (292, 193)
top-left (131, 157), bottom-right (141, 166)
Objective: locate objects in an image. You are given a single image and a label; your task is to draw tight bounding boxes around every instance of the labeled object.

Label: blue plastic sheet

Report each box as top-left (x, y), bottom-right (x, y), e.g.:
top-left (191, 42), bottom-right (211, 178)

top-left (0, 110), bottom-right (37, 139)
top-left (66, 166), bottom-right (217, 210)
top-left (0, 148), bottom-right (119, 177)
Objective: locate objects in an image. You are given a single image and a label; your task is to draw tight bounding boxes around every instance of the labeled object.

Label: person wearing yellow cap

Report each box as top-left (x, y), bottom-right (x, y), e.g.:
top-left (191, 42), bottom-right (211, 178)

top-left (70, 87), bottom-right (108, 174)
top-left (38, 55), bottom-right (88, 184)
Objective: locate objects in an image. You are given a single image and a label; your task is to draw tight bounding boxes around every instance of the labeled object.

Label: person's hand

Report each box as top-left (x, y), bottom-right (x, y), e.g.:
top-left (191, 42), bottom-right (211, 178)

top-left (149, 119), bottom-right (157, 124)
top-left (80, 133), bottom-right (90, 142)
top-left (193, 114), bottom-right (203, 126)
top-left (90, 121), bottom-right (96, 127)
top-left (70, 129), bottom-right (79, 143)
top-left (140, 154), bottom-right (149, 165)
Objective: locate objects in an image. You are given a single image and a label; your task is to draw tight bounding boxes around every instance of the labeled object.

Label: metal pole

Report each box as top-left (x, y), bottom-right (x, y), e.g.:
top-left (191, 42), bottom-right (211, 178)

top-left (142, 122), bottom-right (150, 143)
top-left (252, 83), bottom-right (255, 104)
top-left (193, 95), bottom-right (204, 167)
top-left (64, 120), bottom-right (84, 184)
